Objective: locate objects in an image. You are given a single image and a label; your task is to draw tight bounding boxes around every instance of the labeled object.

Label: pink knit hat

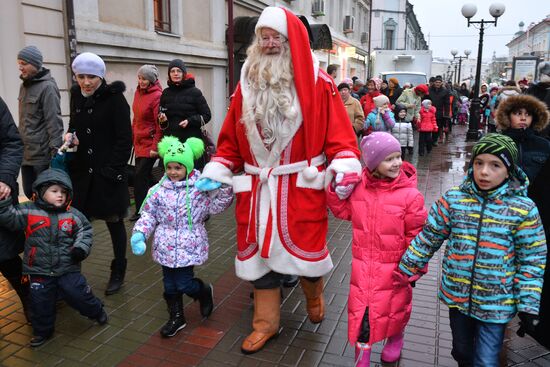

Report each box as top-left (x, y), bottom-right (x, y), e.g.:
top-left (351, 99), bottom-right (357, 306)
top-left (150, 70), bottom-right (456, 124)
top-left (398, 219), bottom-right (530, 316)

top-left (360, 132), bottom-right (402, 171)
top-left (369, 77), bottom-right (383, 91)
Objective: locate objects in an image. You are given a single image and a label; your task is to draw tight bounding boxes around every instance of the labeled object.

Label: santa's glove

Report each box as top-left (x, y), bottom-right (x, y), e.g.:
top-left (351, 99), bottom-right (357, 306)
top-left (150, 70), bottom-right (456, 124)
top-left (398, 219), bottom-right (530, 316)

top-left (195, 177), bottom-right (222, 192)
top-left (408, 273), bottom-right (421, 288)
top-left (517, 312), bottom-right (539, 337)
top-left (131, 232), bottom-right (146, 256)
top-left (334, 172), bottom-right (361, 200)
top-left (70, 247), bottom-right (87, 264)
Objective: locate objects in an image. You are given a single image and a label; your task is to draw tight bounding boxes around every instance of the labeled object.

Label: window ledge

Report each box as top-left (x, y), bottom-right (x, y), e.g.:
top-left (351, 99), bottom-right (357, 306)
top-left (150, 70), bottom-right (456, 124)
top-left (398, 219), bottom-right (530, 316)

top-left (155, 30), bottom-right (180, 38)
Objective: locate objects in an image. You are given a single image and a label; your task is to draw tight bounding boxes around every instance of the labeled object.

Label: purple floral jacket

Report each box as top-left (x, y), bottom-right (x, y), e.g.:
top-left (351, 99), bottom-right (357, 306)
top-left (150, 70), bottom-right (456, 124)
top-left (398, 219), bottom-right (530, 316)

top-left (133, 170), bottom-right (233, 268)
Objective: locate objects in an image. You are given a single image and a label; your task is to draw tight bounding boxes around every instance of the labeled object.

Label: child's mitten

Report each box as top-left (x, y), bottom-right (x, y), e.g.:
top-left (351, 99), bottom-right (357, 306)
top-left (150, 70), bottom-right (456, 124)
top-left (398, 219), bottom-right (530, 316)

top-left (195, 177), bottom-right (222, 191)
top-left (131, 232), bottom-right (146, 256)
top-left (334, 172), bottom-right (361, 200)
top-left (70, 247), bottom-right (87, 263)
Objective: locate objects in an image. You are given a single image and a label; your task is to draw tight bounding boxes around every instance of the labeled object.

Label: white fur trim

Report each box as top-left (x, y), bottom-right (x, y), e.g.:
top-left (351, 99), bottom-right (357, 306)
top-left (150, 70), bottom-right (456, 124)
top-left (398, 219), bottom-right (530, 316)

top-left (325, 158), bottom-right (362, 186)
top-left (255, 7), bottom-right (287, 38)
top-left (200, 161), bottom-right (233, 186)
top-left (296, 169), bottom-right (326, 190)
top-left (232, 175), bottom-right (252, 193)
top-left (235, 234), bottom-right (334, 281)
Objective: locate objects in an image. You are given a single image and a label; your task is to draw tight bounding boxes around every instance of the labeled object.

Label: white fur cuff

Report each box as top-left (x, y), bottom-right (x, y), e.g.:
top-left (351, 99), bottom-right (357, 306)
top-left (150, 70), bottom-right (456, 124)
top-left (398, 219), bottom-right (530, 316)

top-left (325, 158), bottom-right (362, 186)
top-left (201, 161), bottom-right (234, 186)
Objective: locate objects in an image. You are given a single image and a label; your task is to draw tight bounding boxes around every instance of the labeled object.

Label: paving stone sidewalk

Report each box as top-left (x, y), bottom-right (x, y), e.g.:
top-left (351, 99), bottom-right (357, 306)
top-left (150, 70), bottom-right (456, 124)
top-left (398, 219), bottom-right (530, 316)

top-left (0, 125), bottom-right (549, 366)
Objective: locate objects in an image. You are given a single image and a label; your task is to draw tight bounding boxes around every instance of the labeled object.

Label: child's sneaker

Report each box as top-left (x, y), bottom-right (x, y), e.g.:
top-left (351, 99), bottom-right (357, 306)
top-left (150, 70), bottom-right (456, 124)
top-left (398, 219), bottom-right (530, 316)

top-left (30, 335), bottom-right (51, 347)
top-left (95, 308), bottom-right (108, 325)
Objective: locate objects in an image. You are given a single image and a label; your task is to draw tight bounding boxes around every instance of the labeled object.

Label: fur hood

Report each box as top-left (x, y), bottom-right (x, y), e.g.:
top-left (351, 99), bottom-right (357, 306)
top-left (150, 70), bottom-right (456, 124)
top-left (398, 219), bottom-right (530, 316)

top-left (496, 94), bottom-right (549, 132)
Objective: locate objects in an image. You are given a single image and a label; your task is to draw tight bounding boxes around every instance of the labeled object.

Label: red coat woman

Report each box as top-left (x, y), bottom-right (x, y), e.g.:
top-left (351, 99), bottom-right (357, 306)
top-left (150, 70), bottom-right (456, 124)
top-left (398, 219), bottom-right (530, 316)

top-left (130, 65), bottom-right (162, 220)
top-left (360, 77), bottom-right (382, 116)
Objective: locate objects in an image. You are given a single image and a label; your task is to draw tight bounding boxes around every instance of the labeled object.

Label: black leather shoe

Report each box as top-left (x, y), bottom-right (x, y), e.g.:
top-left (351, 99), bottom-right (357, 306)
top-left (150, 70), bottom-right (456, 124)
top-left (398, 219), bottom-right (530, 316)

top-left (129, 213), bottom-right (140, 222)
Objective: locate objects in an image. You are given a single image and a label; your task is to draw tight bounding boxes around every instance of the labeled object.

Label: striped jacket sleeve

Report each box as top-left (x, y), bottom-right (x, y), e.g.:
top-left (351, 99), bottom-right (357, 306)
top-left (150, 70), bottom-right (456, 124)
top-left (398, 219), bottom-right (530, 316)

top-left (399, 193), bottom-right (452, 276)
top-left (513, 204), bottom-right (547, 315)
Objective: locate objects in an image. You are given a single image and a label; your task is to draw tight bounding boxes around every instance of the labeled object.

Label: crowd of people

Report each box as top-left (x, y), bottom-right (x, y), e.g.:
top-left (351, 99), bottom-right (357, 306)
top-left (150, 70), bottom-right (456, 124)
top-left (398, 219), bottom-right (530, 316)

top-left (0, 5), bottom-right (549, 366)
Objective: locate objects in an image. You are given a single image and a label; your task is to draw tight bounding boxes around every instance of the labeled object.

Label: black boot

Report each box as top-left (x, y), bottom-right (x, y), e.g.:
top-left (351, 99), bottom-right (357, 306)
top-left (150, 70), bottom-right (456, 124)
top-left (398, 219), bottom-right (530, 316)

top-left (160, 293), bottom-right (186, 337)
top-left (105, 259), bottom-right (127, 295)
top-left (192, 278), bottom-right (214, 318)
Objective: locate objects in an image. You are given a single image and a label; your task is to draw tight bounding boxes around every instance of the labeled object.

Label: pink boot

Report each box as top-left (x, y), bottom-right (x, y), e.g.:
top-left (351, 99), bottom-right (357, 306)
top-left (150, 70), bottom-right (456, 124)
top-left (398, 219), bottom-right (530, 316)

top-left (354, 342), bottom-right (371, 367)
top-left (381, 332), bottom-right (404, 363)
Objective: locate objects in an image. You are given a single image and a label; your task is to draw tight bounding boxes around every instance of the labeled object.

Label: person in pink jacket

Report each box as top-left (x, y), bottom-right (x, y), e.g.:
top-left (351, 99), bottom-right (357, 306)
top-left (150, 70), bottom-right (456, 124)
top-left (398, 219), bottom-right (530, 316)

top-left (326, 132), bottom-right (428, 366)
top-left (417, 99), bottom-right (438, 156)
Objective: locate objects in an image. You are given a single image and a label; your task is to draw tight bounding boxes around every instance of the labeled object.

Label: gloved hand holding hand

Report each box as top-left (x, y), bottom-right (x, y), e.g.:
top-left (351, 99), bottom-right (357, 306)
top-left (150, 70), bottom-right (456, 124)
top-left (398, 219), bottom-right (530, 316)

top-left (131, 232), bottom-right (146, 256)
top-left (70, 247), bottom-right (87, 264)
top-left (195, 177), bottom-right (222, 191)
top-left (517, 312), bottom-right (539, 337)
top-left (334, 172), bottom-right (361, 200)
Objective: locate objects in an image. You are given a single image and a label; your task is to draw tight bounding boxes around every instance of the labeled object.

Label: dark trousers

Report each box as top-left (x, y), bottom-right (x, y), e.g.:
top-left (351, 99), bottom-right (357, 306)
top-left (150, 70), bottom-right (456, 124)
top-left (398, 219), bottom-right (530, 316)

top-left (448, 308), bottom-right (506, 367)
top-left (418, 132), bottom-right (432, 155)
top-left (134, 157), bottom-right (158, 213)
top-left (162, 266), bottom-right (200, 296)
top-left (251, 271), bottom-right (319, 289)
top-left (0, 256), bottom-right (27, 298)
top-left (21, 165), bottom-right (49, 199)
top-left (29, 273), bottom-right (103, 337)
top-left (106, 219), bottom-right (127, 260)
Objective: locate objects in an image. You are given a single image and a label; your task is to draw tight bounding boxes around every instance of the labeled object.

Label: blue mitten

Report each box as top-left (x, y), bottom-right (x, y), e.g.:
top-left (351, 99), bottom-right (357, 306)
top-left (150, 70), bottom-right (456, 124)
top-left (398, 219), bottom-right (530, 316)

top-left (195, 177), bottom-right (222, 191)
top-left (130, 232), bottom-right (146, 256)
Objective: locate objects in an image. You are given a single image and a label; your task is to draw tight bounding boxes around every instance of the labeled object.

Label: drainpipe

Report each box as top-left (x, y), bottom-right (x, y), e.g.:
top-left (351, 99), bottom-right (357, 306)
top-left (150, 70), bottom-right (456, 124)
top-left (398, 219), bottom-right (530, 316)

top-left (227, 0), bottom-right (235, 95)
top-left (367, 0), bottom-right (373, 78)
top-left (65, 0), bottom-right (77, 77)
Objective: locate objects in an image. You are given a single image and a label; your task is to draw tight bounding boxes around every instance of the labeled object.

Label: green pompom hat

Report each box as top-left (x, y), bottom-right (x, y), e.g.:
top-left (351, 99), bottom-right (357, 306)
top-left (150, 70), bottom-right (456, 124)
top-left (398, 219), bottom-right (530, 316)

top-left (158, 136), bottom-right (205, 174)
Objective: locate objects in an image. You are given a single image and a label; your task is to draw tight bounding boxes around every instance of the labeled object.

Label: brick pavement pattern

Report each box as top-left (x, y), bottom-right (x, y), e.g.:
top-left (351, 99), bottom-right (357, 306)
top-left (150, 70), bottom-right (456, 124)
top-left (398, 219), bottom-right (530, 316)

top-left (0, 125), bottom-right (549, 366)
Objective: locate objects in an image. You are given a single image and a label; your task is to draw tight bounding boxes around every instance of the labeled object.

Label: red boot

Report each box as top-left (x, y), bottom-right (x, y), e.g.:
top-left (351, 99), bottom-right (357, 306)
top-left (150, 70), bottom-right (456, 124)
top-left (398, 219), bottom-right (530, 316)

top-left (354, 342), bottom-right (371, 367)
top-left (381, 332), bottom-right (404, 363)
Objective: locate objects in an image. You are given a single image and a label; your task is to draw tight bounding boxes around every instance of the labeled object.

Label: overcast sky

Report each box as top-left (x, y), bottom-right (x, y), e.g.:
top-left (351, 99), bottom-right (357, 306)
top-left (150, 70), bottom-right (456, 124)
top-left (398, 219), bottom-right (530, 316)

top-left (408, 0), bottom-right (548, 60)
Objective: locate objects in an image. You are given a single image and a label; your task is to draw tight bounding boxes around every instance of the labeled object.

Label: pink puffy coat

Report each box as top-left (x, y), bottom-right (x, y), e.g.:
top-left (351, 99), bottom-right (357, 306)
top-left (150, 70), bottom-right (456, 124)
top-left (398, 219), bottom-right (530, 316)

top-left (327, 161), bottom-right (427, 344)
top-left (417, 106), bottom-right (438, 132)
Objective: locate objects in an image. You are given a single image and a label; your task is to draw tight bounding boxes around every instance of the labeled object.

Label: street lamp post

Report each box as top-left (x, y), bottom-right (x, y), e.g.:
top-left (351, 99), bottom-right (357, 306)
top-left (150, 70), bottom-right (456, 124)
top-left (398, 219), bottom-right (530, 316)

top-left (451, 49), bottom-right (471, 86)
top-left (461, 3), bottom-right (505, 141)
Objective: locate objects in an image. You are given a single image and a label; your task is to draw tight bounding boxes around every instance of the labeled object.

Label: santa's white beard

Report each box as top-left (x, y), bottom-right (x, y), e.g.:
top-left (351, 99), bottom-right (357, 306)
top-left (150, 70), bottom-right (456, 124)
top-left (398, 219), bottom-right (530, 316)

top-left (242, 51), bottom-right (298, 148)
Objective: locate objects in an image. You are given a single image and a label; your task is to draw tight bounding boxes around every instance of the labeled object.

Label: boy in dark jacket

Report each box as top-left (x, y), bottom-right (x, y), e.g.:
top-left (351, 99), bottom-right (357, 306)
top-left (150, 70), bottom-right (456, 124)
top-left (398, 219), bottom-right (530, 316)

top-left (0, 168), bottom-right (107, 347)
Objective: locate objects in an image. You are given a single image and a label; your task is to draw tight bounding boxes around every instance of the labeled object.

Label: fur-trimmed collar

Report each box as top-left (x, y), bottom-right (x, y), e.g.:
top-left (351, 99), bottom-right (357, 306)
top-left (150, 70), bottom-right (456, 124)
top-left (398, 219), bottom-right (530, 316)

top-left (496, 94), bottom-right (549, 132)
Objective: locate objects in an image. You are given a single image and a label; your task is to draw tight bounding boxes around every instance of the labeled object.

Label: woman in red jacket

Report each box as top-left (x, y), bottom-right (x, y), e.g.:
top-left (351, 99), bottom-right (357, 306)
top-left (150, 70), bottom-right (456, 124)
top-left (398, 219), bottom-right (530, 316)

top-left (360, 77), bottom-right (382, 117)
top-left (327, 132), bottom-right (427, 366)
top-left (130, 65), bottom-right (163, 221)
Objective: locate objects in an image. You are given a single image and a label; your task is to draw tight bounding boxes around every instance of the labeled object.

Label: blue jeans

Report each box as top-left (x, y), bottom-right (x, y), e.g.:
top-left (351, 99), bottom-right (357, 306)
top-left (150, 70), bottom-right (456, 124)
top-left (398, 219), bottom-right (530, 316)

top-left (449, 308), bottom-right (506, 367)
top-left (30, 273), bottom-right (103, 337)
top-left (162, 266), bottom-right (200, 296)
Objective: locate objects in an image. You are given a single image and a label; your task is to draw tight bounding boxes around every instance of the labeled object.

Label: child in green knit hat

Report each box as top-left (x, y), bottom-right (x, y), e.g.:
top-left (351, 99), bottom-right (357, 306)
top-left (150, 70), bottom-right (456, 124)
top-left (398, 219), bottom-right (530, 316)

top-left (130, 136), bottom-right (233, 338)
top-left (399, 133), bottom-right (546, 366)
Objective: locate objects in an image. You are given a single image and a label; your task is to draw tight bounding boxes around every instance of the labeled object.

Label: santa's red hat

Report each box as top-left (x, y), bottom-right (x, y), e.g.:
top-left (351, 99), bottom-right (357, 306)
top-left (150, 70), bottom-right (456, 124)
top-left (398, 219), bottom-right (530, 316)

top-left (254, 7), bottom-right (317, 166)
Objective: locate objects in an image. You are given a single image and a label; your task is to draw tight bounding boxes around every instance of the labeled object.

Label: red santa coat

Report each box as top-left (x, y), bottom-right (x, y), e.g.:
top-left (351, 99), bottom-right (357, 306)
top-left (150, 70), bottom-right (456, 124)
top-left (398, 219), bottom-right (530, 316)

top-left (202, 66), bottom-right (361, 280)
top-left (326, 162), bottom-right (427, 344)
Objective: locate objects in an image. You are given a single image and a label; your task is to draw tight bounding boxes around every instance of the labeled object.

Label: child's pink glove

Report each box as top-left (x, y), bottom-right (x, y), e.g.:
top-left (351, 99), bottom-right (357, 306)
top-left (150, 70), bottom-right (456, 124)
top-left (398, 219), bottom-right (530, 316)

top-left (334, 172), bottom-right (361, 200)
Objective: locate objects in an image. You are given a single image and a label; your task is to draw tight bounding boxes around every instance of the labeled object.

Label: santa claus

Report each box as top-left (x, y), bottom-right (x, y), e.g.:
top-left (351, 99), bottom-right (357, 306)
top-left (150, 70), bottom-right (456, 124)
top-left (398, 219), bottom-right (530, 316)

top-left (197, 6), bottom-right (361, 354)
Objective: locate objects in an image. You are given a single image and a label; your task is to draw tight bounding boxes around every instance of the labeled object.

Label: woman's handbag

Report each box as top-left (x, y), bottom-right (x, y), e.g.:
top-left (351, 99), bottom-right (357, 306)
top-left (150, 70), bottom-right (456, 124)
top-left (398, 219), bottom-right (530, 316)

top-left (200, 116), bottom-right (216, 163)
top-left (126, 148), bottom-right (136, 187)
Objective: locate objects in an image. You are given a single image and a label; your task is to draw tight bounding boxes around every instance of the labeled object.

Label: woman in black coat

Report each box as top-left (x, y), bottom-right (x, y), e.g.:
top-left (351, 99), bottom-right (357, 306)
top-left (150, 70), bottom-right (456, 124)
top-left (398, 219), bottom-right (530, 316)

top-left (64, 52), bottom-right (132, 295)
top-left (0, 96), bottom-right (30, 319)
top-left (158, 59), bottom-right (211, 170)
top-left (496, 94), bottom-right (550, 349)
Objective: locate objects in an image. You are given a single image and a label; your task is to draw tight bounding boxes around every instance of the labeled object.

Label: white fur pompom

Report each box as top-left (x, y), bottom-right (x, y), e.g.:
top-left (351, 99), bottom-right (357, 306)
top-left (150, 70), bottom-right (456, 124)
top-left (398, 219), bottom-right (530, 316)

top-left (302, 166), bottom-right (318, 181)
